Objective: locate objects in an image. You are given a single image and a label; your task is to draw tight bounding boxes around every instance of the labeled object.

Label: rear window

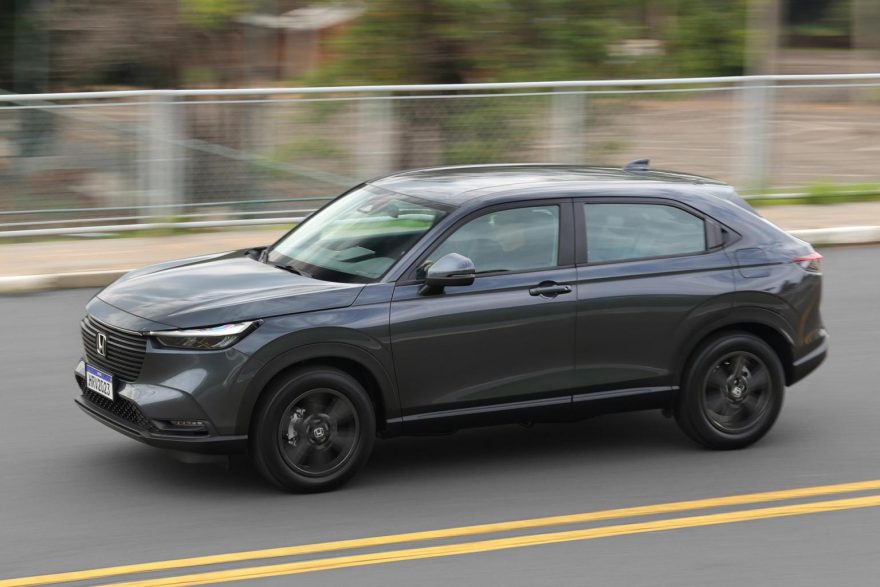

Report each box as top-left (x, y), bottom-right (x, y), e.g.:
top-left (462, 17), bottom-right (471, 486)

top-left (584, 203), bottom-right (706, 263)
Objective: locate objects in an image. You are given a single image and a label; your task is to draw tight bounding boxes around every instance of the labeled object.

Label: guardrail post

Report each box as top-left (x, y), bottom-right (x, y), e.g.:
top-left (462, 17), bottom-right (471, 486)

top-left (140, 94), bottom-right (183, 218)
top-left (357, 94), bottom-right (395, 179)
top-left (739, 78), bottom-right (774, 190)
top-left (551, 88), bottom-right (586, 164)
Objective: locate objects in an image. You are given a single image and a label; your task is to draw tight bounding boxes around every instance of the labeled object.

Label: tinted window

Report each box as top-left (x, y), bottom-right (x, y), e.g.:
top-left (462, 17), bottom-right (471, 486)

top-left (584, 203), bottom-right (705, 263)
top-left (424, 205), bottom-right (560, 276)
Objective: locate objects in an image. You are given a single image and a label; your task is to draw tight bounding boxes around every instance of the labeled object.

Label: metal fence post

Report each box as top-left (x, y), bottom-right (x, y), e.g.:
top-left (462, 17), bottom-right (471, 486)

top-left (357, 94), bottom-right (395, 179)
top-left (551, 88), bottom-right (586, 164)
top-left (141, 94), bottom-right (183, 217)
top-left (739, 78), bottom-right (774, 190)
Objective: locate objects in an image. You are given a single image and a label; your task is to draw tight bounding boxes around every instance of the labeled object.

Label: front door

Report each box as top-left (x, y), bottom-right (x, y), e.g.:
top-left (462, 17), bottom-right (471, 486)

top-left (390, 201), bottom-right (577, 429)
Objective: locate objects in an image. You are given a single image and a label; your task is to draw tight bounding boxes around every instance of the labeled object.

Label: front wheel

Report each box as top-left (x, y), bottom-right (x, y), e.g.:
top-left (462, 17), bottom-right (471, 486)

top-left (251, 367), bottom-right (376, 492)
top-left (675, 332), bottom-right (785, 450)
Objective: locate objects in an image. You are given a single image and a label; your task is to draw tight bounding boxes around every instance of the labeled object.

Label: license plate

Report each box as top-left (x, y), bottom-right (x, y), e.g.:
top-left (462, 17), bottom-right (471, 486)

top-left (85, 364), bottom-right (114, 400)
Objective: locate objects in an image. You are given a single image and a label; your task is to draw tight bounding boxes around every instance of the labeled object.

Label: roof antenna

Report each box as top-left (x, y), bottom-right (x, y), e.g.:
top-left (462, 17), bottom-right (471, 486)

top-left (623, 158), bottom-right (650, 173)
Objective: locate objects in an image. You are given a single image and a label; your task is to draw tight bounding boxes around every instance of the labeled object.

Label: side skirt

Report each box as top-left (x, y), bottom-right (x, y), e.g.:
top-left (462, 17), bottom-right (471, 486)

top-left (389, 386), bottom-right (678, 435)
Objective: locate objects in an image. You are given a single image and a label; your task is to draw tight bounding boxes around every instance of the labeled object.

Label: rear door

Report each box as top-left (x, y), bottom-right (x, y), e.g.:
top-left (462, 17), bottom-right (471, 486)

top-left (572, 197), bottom-right (735, 406)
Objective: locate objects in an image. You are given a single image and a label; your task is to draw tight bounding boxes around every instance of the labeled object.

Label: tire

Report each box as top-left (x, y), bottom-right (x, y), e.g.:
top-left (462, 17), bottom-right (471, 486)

top-left (675, 332), bottom-right (784, 450)
top-left (250, 367), bottom-right (376, 493)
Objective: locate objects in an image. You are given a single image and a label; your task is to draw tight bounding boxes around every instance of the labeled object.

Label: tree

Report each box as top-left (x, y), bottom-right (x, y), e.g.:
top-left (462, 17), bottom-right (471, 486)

top-left (42, 0), bottom-right (254, 88)
top-left (310, 0), bottom-right (632, 86)
top-left (663, 0), bottom-right (748, 77)
top-left (0, 2), bottom-right (18, 90)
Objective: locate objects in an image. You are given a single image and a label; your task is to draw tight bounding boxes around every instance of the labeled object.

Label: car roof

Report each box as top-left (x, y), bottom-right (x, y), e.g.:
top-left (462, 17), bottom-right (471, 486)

top-left (367, 164), bottom-right (728, 206)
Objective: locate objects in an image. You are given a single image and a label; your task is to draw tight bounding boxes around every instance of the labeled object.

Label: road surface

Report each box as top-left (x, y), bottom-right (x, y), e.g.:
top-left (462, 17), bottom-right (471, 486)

top-left (1, 245), bottom-right (878, 586)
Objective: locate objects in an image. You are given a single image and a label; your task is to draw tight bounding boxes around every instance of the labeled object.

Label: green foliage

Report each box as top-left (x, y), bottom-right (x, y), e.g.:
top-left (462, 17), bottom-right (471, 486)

top-left (180, 0), bottom-right (247, 30)
top-left (306, 0), bottom-right (644, 167)
top-left (309, 0), bottom-right (633, 86)
top-left (662, 0), bottom-right (747, 77)
top-left (748, 182), bottom-right (880, 207)
top-left (806, 182), bottom-right (852, 205)
top-left (439, 99), bottom-right (536, 164)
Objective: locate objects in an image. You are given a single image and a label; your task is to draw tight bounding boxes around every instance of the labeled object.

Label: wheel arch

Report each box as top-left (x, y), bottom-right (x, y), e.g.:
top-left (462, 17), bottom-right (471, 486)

top-left (675, 310), bottom-right (796, 388)
top-left (236, 343), bottom-right (400, 437)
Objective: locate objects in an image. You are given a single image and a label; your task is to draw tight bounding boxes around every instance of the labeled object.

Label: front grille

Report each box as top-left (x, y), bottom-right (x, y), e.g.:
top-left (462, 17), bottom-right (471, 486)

top-left (81, 387), bottom-right (157, 431)
top-left (81, 315), bottom-right (147, 382)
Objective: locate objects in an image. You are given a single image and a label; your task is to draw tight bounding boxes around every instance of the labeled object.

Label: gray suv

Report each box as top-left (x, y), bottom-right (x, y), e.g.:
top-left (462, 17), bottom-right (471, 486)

top-left (75, 163), bottom-right (828, 492)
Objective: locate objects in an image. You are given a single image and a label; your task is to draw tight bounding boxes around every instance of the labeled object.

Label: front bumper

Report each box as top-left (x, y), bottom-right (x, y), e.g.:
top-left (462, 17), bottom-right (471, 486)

top-left (75, 394), bottom-right (247, 454)
top-left (74, 357), bottom-right (248, 454)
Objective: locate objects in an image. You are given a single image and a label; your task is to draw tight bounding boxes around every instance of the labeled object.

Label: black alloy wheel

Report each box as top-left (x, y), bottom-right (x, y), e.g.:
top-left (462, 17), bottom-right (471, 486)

top-left (676, 332), bottom-right (784, 450)
top-left (278, 389), bottom-right (360, 477)
top-left (702, 351), bottom-right (772, 434)
top-left (251, 367), bottom-right (375, 493)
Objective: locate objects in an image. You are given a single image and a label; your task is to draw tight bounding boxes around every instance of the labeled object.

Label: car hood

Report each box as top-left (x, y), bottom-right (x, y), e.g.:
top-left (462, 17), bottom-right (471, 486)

top-left (96, 251), bottom-right (364, 328)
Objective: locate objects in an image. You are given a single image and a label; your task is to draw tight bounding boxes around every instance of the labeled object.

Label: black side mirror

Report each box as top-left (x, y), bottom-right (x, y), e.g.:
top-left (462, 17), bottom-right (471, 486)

top-left (419, 253), bottom-right (476, 295)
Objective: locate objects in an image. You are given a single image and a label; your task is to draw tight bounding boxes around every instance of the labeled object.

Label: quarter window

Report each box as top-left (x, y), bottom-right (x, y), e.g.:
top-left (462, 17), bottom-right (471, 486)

top-left (584, 203), bottom-right (706, 263)
top-left (423, 205), bottom-right (560, 277)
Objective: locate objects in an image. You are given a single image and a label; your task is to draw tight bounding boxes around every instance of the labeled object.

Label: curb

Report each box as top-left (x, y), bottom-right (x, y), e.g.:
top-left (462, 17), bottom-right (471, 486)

top-left (0, 269), bottom-right (130, 294)
top-left (1, 226), bottom-right (879, 294)
top-left (789, 225), bottom-right (880, 245)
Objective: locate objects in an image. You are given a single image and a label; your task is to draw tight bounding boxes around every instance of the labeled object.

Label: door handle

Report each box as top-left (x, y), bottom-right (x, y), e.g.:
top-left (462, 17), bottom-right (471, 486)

top-left (529, 283), bottom-right (572, 297)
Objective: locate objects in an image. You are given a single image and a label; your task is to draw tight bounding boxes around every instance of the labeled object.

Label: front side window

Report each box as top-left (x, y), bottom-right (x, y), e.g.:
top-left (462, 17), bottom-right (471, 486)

top-left (584, 203), bottom-right (706, 263)
top-left (267, 186), bottom-right (448, 282)
top-left (421, 205), bottom-right (560, 277)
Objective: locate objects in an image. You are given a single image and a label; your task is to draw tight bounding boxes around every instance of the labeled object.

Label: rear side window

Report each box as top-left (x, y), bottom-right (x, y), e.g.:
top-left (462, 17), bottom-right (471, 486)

top-left (584, 203), bottom-right (706, 263)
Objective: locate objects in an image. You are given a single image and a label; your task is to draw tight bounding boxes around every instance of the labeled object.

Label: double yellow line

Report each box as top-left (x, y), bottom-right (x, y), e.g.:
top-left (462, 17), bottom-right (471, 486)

top-left (5, 479), bottom-right (880, 587)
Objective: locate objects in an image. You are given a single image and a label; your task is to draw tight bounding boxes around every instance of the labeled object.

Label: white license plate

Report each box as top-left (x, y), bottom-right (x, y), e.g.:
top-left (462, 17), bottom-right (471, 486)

top-left (85, 364), bottom-right (114, 400)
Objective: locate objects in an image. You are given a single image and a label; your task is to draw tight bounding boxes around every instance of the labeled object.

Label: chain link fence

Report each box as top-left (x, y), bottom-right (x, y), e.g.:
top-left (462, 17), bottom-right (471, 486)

top-left (2, 74), bottom-right (880, 237)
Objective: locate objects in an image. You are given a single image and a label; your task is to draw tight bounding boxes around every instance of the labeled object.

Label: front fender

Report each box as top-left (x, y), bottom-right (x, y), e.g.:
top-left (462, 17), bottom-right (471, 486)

top-left (232, 311), bottom-right (397, 436)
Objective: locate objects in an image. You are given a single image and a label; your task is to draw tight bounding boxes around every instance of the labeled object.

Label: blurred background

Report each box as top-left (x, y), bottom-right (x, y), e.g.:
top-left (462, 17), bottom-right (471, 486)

top-left (1, 0), bottom-right (879, 279)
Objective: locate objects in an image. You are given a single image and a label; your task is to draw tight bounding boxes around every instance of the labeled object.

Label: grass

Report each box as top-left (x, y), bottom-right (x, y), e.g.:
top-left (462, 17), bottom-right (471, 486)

top-left (747, 182), bottom-right (880, 207)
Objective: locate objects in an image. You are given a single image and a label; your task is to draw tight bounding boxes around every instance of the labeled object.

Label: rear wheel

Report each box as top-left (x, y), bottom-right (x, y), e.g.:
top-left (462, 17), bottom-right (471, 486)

top-left (251, 367), bottom-right (375, 492)
top-left (675, 332), bottom-right (784, 449)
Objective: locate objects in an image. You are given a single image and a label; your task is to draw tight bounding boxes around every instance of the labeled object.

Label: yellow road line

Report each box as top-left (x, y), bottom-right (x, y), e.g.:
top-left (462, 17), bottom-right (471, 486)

top-left (3, 478), bottom-right (880, 587)
top-left (102, 494), bottom-right (880, 587)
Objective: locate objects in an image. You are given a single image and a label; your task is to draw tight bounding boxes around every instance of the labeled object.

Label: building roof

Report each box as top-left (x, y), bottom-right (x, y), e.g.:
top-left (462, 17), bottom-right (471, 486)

top-left (239, 4), bottom-right (364, 31)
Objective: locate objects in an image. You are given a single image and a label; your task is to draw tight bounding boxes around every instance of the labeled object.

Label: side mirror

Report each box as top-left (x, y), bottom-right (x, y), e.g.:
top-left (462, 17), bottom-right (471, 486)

top-left (419, 253), bottom-right (475, 295)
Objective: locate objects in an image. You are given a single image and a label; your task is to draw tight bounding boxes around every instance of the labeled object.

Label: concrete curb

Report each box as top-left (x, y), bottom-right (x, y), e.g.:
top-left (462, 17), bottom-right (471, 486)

top-left (0, 270), bottom-right (130, 294)
top-left (789, 226), bottom-right (880, 246)
top-left (1, 226), bottom-right (879, 294)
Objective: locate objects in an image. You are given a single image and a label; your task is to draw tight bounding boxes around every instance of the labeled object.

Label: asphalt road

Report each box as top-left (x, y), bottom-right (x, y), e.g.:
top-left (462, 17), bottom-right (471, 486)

top-left (1, 245), bottom-right (879, 586)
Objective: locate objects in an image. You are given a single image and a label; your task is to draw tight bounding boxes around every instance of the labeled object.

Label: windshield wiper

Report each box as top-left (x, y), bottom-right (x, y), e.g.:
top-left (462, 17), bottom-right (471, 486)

top-left (272, 263), bottom-right (312, 279)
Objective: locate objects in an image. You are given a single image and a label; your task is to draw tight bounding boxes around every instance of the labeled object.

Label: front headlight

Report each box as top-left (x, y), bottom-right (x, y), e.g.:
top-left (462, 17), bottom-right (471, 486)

top-left (147, 321), bottom-right (260, 350)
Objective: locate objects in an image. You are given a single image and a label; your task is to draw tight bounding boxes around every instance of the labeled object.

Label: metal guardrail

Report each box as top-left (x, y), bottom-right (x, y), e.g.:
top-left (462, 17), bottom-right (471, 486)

top-left (5, 189), bottom-right (879, 239)
top-left (0, 216), bottom-right (309, 239)
top-left (2, 73), bottom-right (880, 239)
top-left (8, 73), bottom-right (880, 101)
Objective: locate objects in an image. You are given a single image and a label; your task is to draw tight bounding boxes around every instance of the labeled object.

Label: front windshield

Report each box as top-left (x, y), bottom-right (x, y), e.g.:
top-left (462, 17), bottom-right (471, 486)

top-left (267, 186), bottom-right (449, 283)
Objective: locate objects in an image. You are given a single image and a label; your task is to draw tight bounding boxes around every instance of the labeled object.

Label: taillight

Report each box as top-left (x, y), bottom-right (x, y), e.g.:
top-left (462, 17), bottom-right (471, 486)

top-left (793, 251), bottom-right (822, 273)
